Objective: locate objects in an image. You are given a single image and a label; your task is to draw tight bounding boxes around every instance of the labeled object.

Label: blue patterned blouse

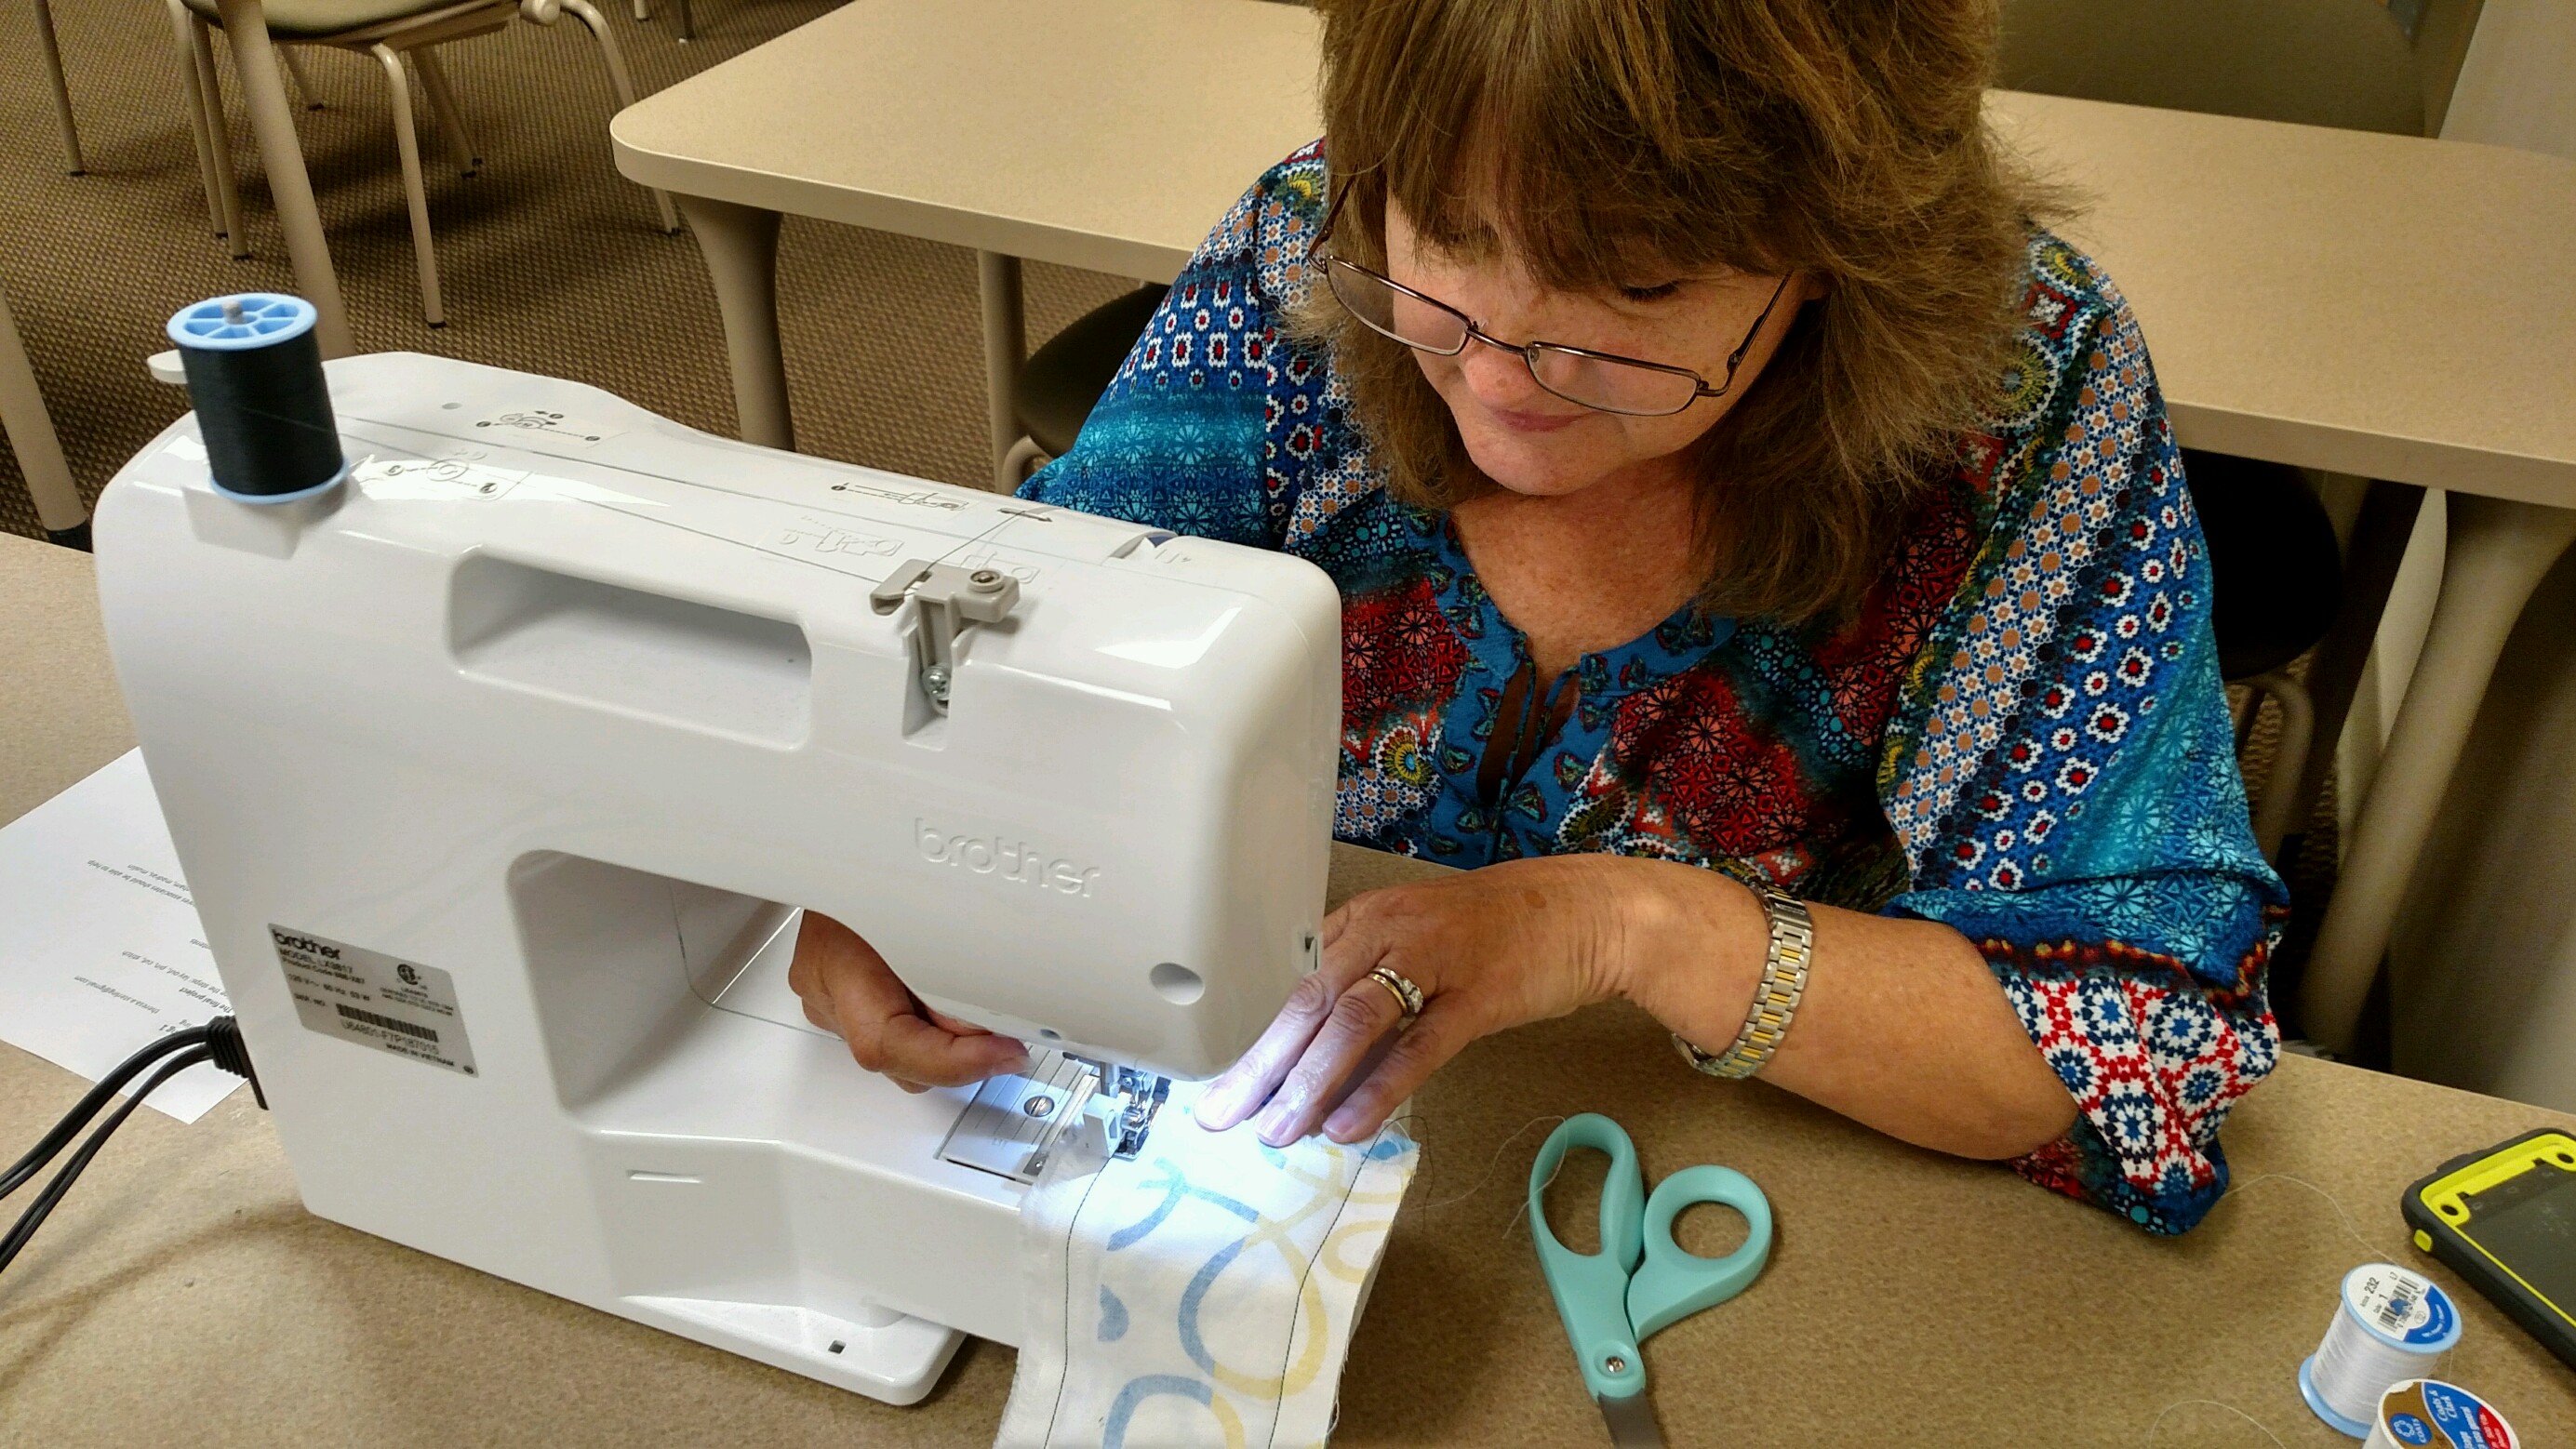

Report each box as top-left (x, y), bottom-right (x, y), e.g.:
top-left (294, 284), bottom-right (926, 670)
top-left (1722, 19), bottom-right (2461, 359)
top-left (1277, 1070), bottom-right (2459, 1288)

top-left (1022, 143), bottom-right (2287, 1234)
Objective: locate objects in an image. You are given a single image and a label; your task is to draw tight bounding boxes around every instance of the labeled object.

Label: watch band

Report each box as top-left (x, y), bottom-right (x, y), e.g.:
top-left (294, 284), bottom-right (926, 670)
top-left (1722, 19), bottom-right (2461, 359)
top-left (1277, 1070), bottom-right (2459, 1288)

top-left (1675, 884), bottom-right (1815, 1081)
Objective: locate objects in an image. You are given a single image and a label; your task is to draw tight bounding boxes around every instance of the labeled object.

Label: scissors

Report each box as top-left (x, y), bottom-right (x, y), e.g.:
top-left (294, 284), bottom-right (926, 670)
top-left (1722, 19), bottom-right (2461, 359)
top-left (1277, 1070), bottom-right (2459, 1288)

top-left (1527, 1113), bottom-right (1773, 1447)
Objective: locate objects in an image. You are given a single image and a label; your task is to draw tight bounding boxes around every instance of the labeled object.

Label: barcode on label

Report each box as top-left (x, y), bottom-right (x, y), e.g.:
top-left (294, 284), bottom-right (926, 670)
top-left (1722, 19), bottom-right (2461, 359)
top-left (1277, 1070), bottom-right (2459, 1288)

top-left (2379, 1296), bottom-right (2411, 1330)
top-left (336, 1003), bottom-right (440, 1044)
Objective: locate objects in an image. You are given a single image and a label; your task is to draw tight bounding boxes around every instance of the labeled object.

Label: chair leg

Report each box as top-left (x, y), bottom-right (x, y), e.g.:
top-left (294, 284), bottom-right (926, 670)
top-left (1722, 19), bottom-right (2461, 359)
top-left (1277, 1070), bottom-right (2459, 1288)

top-left (31, 0), bottom-right (85, 174)
top-left (279, 43), bottom-right (325, 109)
top-left (0, 283), bottom-right (87, 537)
top-left (675, 0), bottom-right (694, 42)
top-left (369, 43), bottom-right (447, 326)
top-left (1002, 437), bottom-right (1051, 488)
top-left (559, 0), bottom-right (679, 233)
top-left (412, 46), bottom-right (481, 175)
top-left (632, 0), bottom-right (648, 21)
top-left (2240, 670), bottom-right (2314, 864)
top-left (167, 0), bottom-right (228, 239)
top-left (187, 12), bottom-right (251, 259)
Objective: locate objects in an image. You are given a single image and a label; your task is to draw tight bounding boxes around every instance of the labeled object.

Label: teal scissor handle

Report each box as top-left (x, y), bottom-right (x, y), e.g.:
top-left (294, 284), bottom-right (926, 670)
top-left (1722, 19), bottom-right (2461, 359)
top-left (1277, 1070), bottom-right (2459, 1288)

top-left (1529, 1114), bottom-right (1648, 1402)
top-left (1630, 1163), bottom-right (1771, 1338)
top-left (1528, 1114), bottom-right (1774, 1403)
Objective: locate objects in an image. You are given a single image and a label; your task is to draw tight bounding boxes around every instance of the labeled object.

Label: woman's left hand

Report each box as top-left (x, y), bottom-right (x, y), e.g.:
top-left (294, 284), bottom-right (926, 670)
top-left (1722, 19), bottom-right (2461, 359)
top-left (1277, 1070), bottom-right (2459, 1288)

top-left (1195, 855), bottom-right (1736, 1146)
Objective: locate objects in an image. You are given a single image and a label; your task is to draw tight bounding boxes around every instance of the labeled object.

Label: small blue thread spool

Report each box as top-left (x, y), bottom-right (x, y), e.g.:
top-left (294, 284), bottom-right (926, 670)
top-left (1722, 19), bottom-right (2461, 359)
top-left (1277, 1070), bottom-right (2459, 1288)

top-left (166, 294), bottom-right (348, 503)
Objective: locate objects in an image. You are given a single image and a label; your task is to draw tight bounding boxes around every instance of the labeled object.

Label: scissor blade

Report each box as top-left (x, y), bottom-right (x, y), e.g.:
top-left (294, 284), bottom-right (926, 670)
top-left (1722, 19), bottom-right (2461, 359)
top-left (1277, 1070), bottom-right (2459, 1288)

top-left (1595, 1393), bottom-right (1664, 1449)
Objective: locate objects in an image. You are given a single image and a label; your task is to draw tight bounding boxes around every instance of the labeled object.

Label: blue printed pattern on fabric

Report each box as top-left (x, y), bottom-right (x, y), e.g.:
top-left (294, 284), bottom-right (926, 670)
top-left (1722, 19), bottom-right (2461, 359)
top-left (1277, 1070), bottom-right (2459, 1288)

top-left (995, 1110), bottom-right (1420, 1449)
top-left (1021, 143), bottom-right (2287, 1234)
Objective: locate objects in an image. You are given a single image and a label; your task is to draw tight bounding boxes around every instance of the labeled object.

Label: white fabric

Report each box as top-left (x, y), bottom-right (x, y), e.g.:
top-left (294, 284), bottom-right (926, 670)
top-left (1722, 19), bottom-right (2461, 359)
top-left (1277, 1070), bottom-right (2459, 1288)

top-left (996, 1101), bottom-right (1420, 1449)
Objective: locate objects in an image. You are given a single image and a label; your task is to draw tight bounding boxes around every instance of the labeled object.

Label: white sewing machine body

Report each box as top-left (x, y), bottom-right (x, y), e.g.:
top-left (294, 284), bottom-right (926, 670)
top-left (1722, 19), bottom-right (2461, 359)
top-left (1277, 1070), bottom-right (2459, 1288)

top-left (90, 352), bottom-right (1340, 1402)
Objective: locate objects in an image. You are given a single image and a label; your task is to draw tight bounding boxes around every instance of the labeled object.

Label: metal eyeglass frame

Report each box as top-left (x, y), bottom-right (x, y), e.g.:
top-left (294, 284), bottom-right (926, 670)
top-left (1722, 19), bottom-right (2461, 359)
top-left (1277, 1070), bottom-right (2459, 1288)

top-left (1309, 187), bottom-right (1795, 418)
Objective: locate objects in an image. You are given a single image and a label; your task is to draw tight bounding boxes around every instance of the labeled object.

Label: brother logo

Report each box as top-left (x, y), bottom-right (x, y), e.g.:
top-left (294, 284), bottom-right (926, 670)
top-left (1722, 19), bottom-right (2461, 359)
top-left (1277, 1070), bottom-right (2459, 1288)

top-left (914, 820), bottom-right (1101, 897)
top-left (273, 931), bottom-right (341, 959)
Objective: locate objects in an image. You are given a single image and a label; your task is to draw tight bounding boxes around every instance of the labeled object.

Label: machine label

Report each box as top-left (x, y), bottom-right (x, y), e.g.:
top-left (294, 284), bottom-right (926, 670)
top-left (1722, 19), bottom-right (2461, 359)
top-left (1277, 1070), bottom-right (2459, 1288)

top-left (269, 926), bottom-right (479, 1077)
top-left (469, 406), bottom-right (622, 446)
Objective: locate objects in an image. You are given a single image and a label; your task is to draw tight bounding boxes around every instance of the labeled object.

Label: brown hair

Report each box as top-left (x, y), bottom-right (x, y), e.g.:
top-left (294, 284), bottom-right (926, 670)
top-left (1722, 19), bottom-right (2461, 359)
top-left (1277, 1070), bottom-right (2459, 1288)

top-left (1301, 0), bottom-right (2047, 622)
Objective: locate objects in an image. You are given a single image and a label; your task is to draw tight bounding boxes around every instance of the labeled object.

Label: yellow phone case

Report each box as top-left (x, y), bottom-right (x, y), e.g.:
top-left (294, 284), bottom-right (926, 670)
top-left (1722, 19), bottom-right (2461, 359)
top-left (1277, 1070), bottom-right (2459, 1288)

top-left (2403, 1127), bottom-right (2576, 1372)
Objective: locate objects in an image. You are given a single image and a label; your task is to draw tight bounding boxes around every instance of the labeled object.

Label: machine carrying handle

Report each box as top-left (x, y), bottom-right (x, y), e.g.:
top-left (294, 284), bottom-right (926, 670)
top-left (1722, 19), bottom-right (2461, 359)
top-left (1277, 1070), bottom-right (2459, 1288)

top-left (1528, 1114), bottom-right (1648, 1402)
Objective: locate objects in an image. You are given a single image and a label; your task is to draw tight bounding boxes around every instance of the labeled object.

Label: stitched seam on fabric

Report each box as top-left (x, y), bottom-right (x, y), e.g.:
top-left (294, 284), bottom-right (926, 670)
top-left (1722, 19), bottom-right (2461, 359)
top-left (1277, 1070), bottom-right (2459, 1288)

top-left (1038, 1151), bottom-right (1116, 1447)
top-left (1260, 1123), bottom-right (1400, 1449)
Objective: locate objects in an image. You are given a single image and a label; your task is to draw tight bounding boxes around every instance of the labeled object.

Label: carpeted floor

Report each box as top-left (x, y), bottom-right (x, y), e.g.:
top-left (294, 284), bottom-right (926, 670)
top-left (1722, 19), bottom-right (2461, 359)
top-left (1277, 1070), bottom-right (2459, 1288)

top-left (0, 0), bottom-right (1135, 539)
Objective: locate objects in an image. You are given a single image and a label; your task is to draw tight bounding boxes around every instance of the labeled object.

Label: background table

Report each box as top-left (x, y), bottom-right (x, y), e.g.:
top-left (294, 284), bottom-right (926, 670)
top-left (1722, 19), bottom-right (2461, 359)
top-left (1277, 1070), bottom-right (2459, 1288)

top-left (6, 530), bottom-right (2573, 1442)
top-left (611, 0), bottom-right (1322, 472)
top-left (618, 6), bottom-right (2576, 1057)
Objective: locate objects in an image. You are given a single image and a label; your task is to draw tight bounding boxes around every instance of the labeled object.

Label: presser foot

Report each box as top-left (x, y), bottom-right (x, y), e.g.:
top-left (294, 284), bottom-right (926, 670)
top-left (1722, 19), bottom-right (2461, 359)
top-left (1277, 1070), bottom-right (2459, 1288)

top-left (937, 1048), bottom-right (1172, 1183)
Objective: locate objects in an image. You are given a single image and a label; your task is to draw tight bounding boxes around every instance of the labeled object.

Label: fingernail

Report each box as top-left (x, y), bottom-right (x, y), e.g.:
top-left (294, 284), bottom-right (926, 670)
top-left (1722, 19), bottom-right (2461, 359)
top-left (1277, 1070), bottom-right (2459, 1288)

top-left (1256, 1103), bottom-right (1297, 1146)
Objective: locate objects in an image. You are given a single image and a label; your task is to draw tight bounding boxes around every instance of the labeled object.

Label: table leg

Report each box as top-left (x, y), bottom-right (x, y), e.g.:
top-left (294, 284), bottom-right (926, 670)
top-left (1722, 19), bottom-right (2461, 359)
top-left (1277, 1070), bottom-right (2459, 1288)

top-left (678, 196), bottom-right (792, 450)
top-left (2302, 494), bottom-right (2576, 1054)
top-left (978, 251), bottom-right (1025, 493)
top-left (0, 285), bottom-right (87, 541)
top-left (32, 0), bottom-right (85, 174)
top-left (212, 0), bottom-right (356, 359)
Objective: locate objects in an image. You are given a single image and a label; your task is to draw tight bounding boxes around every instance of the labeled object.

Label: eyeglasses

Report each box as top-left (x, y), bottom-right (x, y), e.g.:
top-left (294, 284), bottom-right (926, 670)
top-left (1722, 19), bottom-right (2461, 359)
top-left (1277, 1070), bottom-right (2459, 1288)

top-left (1311, 190), bottom-right (1792, 419)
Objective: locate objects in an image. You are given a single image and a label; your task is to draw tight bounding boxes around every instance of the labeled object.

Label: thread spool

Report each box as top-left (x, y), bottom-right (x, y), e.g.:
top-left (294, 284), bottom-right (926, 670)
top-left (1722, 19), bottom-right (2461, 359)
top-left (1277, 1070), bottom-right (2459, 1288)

top-left (165, 293), bottom-right (346, 503)
top-left (2364, 1379), bottom-right (2517, 1449)
top-left (2302, 1263), bottom-right (2462, 1438)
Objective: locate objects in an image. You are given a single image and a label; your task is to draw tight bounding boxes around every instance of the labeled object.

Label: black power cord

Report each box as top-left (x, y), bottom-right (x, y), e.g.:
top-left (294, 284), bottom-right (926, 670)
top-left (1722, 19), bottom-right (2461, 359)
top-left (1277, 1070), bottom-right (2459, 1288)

top-left (0, 1016), bottom-right (261, 1277)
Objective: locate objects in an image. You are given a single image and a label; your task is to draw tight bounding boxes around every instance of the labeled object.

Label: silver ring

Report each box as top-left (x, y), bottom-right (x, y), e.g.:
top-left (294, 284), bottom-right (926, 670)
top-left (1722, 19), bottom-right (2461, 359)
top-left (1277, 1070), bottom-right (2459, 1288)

top-left (1364, 965), bottom-right (1425, 1023)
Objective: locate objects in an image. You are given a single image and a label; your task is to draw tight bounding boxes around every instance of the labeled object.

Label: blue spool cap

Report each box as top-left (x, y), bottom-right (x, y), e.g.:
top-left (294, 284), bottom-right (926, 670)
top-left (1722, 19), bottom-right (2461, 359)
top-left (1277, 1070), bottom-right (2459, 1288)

top-left (167, 293), bottom-right (317, 351)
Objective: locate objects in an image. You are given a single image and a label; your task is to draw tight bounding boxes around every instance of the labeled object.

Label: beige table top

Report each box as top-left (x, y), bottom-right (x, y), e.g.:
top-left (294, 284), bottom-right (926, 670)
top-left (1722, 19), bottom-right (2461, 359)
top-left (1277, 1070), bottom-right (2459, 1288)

top-left (613, 0), bottom-right (2576, 508)
top-left (611, 0), bottom-right (1325, 285)
top-left (5, 528), bottom-right (2574, 1442)
top-left (1993, 91), bottom-right (2576, 510)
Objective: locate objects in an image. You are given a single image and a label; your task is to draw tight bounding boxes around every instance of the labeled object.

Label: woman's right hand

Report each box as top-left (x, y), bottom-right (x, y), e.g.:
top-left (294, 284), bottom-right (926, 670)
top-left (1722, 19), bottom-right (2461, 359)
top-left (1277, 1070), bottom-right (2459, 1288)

top-left (787, 911), bottom-right (1032, 1093)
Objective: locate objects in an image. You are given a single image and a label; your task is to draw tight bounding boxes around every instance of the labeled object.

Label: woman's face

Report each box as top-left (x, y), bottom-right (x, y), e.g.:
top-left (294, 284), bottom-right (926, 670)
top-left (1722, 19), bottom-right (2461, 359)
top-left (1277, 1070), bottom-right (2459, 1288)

top-left (1381, 197), bottom-right (1818, 499)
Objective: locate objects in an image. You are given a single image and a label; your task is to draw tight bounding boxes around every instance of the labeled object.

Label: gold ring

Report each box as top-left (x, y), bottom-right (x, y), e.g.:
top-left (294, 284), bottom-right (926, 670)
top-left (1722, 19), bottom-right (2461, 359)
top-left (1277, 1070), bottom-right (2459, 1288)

top-left (1364, 964), bottom-right (1425, 1023)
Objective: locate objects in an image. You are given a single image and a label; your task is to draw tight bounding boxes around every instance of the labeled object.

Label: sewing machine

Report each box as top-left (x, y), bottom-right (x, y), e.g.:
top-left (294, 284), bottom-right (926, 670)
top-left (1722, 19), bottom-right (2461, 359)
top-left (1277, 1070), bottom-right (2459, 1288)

top-left (89, 352), bottom-right (1341, 1403)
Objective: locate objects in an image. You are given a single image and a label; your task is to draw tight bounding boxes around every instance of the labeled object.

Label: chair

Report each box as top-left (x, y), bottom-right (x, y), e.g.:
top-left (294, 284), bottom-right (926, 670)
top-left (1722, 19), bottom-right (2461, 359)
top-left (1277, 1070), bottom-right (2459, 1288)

top-left (168, 0), bottom-right (677, 327)
top-left (998, 284), bottom-right (1168, 485)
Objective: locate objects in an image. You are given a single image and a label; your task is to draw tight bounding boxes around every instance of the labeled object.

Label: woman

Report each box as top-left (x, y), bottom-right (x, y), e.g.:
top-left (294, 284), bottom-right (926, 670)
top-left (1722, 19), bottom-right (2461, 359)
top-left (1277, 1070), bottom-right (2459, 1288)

top-left (792, 0), bottom-right (2285, 1233)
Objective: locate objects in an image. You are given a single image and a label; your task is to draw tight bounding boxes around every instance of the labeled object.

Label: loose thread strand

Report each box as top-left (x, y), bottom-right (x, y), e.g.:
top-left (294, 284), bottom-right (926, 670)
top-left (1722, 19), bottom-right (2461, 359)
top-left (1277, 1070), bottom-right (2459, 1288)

top-left (2211, 1173), bottom-right (2386, 1260)
top-left (2142, 1399), bottom-right (2289, 1449)
top-left (1413, 1113), bottom-right (1569, 1214)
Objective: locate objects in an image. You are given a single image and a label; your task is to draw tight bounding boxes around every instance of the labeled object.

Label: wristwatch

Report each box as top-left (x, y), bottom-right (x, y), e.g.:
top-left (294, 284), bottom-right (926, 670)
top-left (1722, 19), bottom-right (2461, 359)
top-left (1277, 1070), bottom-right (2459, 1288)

top-left (1675, 884), bottom-right (1814, 1080)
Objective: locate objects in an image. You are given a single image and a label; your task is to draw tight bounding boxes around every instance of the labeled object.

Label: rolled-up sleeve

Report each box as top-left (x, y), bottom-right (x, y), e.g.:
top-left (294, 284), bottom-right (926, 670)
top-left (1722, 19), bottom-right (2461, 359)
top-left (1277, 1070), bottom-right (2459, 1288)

top-left (1879, 239), bottom-right (2288, 1234)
